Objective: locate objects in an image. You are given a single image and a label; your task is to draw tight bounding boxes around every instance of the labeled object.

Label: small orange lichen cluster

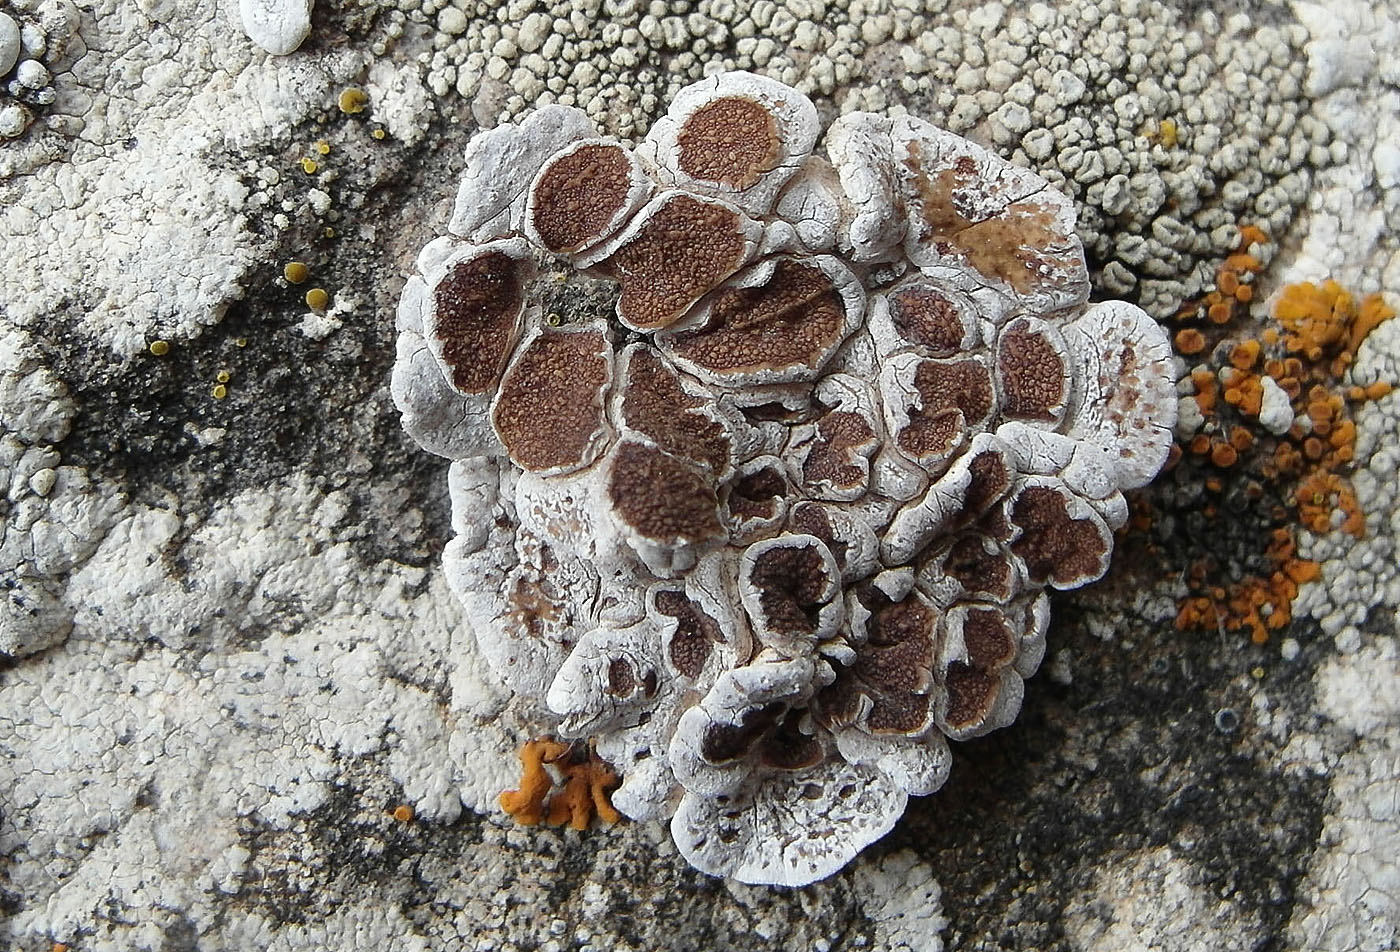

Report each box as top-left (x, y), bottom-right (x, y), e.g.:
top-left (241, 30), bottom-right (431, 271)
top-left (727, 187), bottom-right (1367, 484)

top-left (1167, 247), bottom-right (1396, 643)
top-left (1176, 529), bottom-right (1322, 644)
top-left (1176, 224), bottom-right (1268, 331)
top-left (1274, 280), bottom-right (1397, 375)
top-left (499, 738), bottom-right (623, 831)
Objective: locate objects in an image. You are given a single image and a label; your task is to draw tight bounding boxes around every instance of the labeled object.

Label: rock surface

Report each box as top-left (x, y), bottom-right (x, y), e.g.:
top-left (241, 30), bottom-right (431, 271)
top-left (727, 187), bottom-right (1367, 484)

top-left (1, 0), bottom-right (1398, 948)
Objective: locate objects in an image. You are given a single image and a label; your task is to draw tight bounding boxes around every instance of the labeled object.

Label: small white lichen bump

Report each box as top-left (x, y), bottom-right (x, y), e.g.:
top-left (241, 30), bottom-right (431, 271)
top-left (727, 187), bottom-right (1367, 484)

top-left (237, 0), bottom-right (313, 56)
top-left (391, 72), bottom-right (1177, 887)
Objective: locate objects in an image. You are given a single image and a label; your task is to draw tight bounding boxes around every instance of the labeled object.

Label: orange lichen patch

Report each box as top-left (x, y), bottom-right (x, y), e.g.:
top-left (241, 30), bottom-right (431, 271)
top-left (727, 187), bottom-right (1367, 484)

top-left (1228, 427), bottom-right (1255, 453)
top-left (499, 738), bottom-right (623, 831)
top-left (1352, 294), bottom-right (1397, 355)
top-left (1175, 328), bottom-right (1207, 355)
top-left (1273, 280), bottom-right (1397, 375)
top-left (1229, 339), bottom-right (1261, 370)
top-left (1168, 271), bottom-right (1394, 647)
top-left (392, 803), bottom-right (415, 823)
top-left (1175, 529), bottom-right (1323, 644)
top-left (1174, 225), bottom-right (1268, 335)
top-left (1209, 441), bottom-right (1238, 468)
top-left (1191, 369), bottom-right (1218, 414)
top-left (1348, 381), bottom-right (1394, 402)
top-left (1218, 366), bottom-right (1265, 417)
top-left (547, 756), bottom-right (623, 830)
top-left (1296, 471), bottom-right (1365, 537)
top-left (500, 738), bottom-right (571, 825)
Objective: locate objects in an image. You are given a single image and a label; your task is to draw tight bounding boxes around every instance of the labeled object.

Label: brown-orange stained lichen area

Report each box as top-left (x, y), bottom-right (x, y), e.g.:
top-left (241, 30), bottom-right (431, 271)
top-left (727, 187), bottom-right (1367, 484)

top-left (668, 259), bottom-right (846, 375)
top-left (1165, 234), bottom-right (1396, 644)
top-left (675, 96), bottom-right (781, 189)
top-left (493, 328), bottom-right (610, 473)
top-left (394, 73), bottom-right (1185, 888)
top-left (431, 251), bottom-right (527, 393)
top-left (602, 195), bottom-right (750, 330)
top-left (530, 144), bottom-right (634, 253)
top-left (499, 738), bottom-right (622, 830)
top-left (905, 145), bottom-right (1069, 295)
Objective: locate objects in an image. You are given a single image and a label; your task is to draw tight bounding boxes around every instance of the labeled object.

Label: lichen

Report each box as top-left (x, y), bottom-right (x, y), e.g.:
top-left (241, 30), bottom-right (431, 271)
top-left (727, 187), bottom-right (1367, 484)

top-left (393, 72), bottom-right (1176, 886)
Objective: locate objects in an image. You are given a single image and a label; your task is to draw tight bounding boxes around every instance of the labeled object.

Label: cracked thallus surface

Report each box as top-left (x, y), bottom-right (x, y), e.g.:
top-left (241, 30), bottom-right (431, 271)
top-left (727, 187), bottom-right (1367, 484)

top-left (393, 71), bottom-right (1177, 886)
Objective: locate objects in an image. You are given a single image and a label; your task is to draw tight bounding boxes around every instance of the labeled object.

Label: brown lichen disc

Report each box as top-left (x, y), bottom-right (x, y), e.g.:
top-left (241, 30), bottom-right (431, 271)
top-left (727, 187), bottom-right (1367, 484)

top-left (726, 464), bottom-right (787, 522)
top-left (960, 607), bottom-right (1017, 670)
top-left (802, 411), bottom-right (878, 498)
top-left (747, 541), bottom-right (832, 635)
top-left (942, 664), bottom-right (999, 730)
top-left (530, 143), bottom-right (636, 253)
top-left (997, 319), bottom-right (1067, 422)
top-left (493, 328), bottom-right (611, 473)
top-left (607, 440), bottom-right (724, 543)
top-left (1008, 485), bottom-right (1109, 588)
top-left (700, 702), bottom-right (784, 764)
top-left (895, 359), bottom-right (995, 460)
top-left (654, 589), bottom-right (724, 678)
top-left (940, 534), bottom-right (1014, 600)
top-left (755, 710), bottom-right (825, 770)
top-left (602, 194), bottom-right (752, 330)
top-left (676, 96), bottom-right (781, 190)
top-left (668, 259), bottom-right (847, 379)
top-left (431, 250), bottom-right (528, 393)
top-left (818, 589), bottom-right (937, 735)
top-left (888, 284), bottom-right (970, 356)
top-left (620, 349), bottom-right (731, 473)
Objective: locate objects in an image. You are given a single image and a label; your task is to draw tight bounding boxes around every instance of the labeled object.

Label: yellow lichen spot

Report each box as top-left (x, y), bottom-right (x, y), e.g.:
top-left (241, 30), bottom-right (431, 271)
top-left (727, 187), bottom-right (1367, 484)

top-left (1350, 293), bottom-right (1396, 356)
top-left (149, 339), bottom-right (170, 356)
top-left (338, 87), bottom-right (369, 115)
top-left (216, 370), bottom-right (231, 384)
top-left (305, 287), bottom-right (330, 310)
top-left (314, 139), bottom-right (331, 155)
top-left (284, 261), bottom-right (310, 284)
top-left (300, 157), bottom-right (319, 174)
top-left (235, 337), bottom-right (249, 348)
top-left (546, 312), bottom-right (563, 327)
top-left (1251, 666), bottom-right (1266, 680)
top-left (211, 383), bottom-right (228, 400)
top-left (323, 226), bottom-right (336, 239)
top-left (1158, 118), bottom-right (1179, 148)
top-left (371, 127), bottom-right (387, 140)
top-left (392, 803), bottom-right (415, 823)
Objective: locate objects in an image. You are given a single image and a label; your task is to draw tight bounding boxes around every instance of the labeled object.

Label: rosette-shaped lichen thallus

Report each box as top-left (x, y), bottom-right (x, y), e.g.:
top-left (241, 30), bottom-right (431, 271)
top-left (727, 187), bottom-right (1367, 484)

top-left (392, 71), bottom-right (1177, 887)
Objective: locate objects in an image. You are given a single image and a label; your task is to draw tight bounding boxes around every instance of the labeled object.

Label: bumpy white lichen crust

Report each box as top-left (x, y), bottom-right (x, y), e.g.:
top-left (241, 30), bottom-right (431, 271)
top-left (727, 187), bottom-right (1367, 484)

top-left (392, 71), bottom-right (1177, 887)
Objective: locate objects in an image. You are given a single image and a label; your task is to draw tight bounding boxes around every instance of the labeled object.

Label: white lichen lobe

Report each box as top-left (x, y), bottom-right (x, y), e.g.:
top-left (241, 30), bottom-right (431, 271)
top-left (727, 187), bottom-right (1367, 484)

top-left (392, 72), bottom-right (1177, 887)
top-left (237, 0), bottom-right (313, 56)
